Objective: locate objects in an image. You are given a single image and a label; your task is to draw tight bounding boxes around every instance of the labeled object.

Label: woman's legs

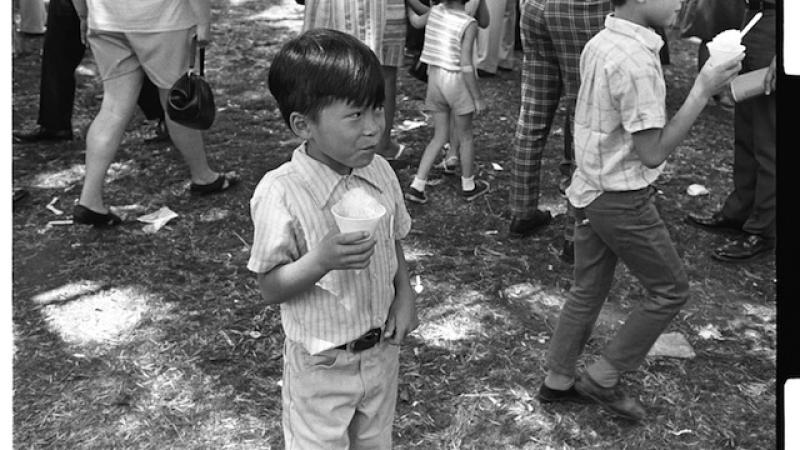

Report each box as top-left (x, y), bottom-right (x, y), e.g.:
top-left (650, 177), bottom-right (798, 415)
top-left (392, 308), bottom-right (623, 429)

top-left (78, 69), bottom-right (145, 213)
top-left (157, 89), bottom-right (218, 185)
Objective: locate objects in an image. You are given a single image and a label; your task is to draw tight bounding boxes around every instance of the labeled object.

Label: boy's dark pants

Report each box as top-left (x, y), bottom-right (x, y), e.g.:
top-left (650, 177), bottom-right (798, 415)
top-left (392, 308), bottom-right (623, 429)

top-left (547, 188), bottom-right (690, 376)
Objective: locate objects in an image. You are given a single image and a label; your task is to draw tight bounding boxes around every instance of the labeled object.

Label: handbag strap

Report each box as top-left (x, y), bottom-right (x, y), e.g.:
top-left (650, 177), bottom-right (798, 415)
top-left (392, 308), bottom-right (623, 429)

top-left (188, 36), bottom-right (205, 77)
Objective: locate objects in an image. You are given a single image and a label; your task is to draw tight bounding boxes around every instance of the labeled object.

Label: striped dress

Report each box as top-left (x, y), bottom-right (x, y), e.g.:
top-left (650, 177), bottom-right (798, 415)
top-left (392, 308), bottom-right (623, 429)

top-left (302, 0), bottom-right (406, 67)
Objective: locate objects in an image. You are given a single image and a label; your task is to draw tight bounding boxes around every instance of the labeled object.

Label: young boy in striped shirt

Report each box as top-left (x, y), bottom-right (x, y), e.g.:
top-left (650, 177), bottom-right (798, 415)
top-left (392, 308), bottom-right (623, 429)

top-left (538, 0), bottom-right (743, 421)
top-left (249, 29), bottom-right (417, 448)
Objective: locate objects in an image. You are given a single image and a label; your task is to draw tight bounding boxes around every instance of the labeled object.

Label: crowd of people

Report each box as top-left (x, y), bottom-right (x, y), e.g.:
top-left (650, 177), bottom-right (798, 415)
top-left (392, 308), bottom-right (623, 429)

top-left (13, 0), bottom-right (775, 447)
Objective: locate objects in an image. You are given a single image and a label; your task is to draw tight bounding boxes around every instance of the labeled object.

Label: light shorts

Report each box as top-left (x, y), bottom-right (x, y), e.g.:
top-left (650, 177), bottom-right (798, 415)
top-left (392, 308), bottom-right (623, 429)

top-left (87, 27), bottom-right (196, 89)
top-left (423, 65), bottom-right (476, 116)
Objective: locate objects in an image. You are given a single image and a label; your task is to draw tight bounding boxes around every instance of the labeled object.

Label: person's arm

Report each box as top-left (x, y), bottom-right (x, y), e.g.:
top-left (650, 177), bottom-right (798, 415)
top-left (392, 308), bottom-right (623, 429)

top-left (71, 0), bottom-right (88, 44)
top-left (631, 55), bottom-right (743, 168)
top-left (187, 0), bottom-right (212, 46)
top-left (460, 22), bottom-right (485, 114)
top-left (764, 55), bottom-right (776, 95)
top-left (474, 0), bottom-right (489, 29)
top-left (257, 230), bottom-right (376, 305)
top-left (406, 0), bottom-right (429, 16)
top-left (383, 241), bottom-right (418, 345)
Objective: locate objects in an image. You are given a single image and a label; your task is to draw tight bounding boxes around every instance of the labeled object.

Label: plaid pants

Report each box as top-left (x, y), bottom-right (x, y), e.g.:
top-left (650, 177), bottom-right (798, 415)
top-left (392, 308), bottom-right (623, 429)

top-left (510, 0), bottom-right (609, 218)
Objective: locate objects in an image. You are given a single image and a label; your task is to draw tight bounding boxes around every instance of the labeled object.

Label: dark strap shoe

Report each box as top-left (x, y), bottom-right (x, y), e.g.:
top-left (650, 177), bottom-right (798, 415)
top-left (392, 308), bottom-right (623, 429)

top-left (685, 211), bottom-right (743, 234)
top-left (13, 126), bottom-right (73, 143)
top-left (712, 234), bottom-right (775, 263)
top-left (575, 372), bottom-right (646, 421)
top-left (509, 209), bottom-right (552, 238)
top-left (537, 383), bottom-right (587, 403)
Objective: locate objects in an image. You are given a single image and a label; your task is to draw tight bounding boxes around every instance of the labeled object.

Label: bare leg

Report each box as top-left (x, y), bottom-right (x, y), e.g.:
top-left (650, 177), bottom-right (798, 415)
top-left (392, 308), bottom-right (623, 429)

top-left (454, 113), bottom-right (475, 178)
top-left (414, 111), bottom-right (450, 182)
top-left (377, 65), bottom-right (400, 158)
top-left (158, 89), bottom-right (219, 185)
top-left (78, 70), bottom-right (145, 213)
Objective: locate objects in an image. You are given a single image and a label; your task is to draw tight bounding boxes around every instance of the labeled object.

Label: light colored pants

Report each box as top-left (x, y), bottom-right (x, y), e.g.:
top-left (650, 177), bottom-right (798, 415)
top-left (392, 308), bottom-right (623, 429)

top-left (475, 0), bottom-right (517, 73)
top-left (282, 338), bottom-right (400, 450)
top-left (17, 0), bottom-right (47, 34)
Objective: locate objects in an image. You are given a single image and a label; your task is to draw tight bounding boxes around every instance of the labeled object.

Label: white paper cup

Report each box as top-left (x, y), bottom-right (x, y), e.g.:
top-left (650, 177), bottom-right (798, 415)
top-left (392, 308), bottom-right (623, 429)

top-left (331, 204), bottom-right (386, 236)
top-left (706, 42), bottom-right (745, 67)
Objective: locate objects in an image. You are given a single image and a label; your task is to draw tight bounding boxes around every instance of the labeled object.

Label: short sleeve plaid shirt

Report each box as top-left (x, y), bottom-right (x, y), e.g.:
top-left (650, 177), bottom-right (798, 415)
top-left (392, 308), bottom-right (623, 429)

top-left (248, 144), bottom-right (412, 355)
top-left (567, 15), bottom-right (668, 208)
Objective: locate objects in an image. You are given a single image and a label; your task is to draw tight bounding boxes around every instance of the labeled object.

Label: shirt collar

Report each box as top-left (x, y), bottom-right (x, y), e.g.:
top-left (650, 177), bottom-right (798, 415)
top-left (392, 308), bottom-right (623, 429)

top-left (604, 14), bottom-right (664, 54)
top-left (291, 142), bottom-right (385, 209)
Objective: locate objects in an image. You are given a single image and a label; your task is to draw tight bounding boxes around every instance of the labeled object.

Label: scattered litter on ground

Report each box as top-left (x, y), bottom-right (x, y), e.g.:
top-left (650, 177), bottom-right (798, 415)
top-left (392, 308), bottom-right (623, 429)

top-left (199, 207), bottom-right (231, 222)
top-left (413, 275), bottom-right (424, 294)
top-left (687, 184), bottom-right (710, 196)
top-left (648, 332), bottom-right (696, 359)
top-left (396, 119), bottom-right (427, 131)
top-left (137, 206), bottom-right (179, 233)
top-left (697, 324), bottom-right (725, 340)
top-left (491, 163), bottom-right (503, 171)
top-left (46, 197), bottom-right (63, 215)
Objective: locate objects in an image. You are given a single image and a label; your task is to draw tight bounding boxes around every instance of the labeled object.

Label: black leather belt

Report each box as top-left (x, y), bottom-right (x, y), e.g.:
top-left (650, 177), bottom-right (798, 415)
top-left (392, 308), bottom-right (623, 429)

top-left (335, 328), bottom-right (382, 352)
top-left (745, 0), bottom-right (775, 10)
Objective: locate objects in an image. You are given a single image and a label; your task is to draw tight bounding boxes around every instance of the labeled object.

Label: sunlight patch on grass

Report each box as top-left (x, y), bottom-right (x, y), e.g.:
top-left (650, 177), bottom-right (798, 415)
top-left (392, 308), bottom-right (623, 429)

top-left (34, 283), bottom-right (161, 346)
top-left (415, 290), bottom-right (488, 347)
top-left (246, 1), bottom-right (303, 31)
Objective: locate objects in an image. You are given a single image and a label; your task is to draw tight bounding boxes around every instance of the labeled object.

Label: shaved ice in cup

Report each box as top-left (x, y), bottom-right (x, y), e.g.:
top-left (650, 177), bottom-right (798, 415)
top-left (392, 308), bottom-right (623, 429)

top-left (331, 187), bottom-right (386, 236)
top-left (706, 29), bottom-right (745, 67)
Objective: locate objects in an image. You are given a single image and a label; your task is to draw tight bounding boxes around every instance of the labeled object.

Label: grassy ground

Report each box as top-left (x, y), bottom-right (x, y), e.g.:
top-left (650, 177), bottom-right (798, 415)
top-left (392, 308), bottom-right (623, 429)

top-left (12, 1), bottom-right (775, 448)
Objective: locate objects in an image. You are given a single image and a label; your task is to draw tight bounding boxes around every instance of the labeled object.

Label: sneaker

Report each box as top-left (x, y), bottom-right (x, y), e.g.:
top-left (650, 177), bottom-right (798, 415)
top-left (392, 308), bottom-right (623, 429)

top-left (537, 383), bottom-right (586, 404)
top-left (574, 372), bottom-right (646, 421)
top-left (508, 210), bottom-right (553, 238)
top-left (405, 187), bottom-right (428, 204)
top-left (462, 180), bottom-right (489, 201)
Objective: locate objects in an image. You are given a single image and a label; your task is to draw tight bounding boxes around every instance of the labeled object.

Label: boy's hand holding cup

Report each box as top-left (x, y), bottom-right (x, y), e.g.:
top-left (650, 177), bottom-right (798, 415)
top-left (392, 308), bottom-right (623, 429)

top-left (697, 29), bottom-right (745, 99)
top-left (323, 188), bottom-right (386, 271)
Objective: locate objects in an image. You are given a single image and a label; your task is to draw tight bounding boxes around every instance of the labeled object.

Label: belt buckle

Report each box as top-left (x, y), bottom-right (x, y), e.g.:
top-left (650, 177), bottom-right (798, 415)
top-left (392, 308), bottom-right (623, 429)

top-left (347, 328), bottom-right (381, 352)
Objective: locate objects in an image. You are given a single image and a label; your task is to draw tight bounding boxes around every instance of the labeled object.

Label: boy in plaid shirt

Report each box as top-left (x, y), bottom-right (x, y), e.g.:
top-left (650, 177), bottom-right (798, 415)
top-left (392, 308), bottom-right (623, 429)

top-left (538, 0), bottom-right (743, 421)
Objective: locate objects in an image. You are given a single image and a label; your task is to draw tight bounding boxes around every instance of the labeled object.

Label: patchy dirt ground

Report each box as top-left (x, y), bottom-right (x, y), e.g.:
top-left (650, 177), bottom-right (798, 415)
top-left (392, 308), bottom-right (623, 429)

top-left (12, 1), bottom-right (775, 448)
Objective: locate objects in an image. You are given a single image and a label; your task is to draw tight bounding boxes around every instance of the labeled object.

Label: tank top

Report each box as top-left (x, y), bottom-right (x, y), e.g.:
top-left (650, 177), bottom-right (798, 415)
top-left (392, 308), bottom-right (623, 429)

top-left (419, 4), bottom-right (476, 71)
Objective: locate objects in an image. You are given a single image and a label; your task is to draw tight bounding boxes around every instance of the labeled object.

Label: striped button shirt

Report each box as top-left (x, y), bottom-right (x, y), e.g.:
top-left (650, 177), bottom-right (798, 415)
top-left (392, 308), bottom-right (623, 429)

top-left (567, 15), bottom-right (667, 208)
top-left (419, 4), bottom-right (476, 71)
top-left (247, 144), bottom-right (412, 355)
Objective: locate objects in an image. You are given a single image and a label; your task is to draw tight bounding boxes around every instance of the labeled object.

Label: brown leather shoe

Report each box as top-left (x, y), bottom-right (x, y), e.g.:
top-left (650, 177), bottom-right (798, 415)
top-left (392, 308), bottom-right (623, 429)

top-left (13, 126), bottom-right (73, 143)
top-left (575, 372), bottom-right (646, 421)
top-left (712, 234), bottom-right (775, 263)
top-left (685, 211), bottom-right (743, 234)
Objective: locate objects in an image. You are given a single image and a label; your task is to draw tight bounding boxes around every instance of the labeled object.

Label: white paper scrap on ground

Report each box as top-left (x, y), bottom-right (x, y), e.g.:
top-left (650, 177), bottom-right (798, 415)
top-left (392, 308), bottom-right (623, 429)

top-left (686, 184), bottom-right (709, 196)
top-left (648, 332), bottom-right (696, 358)
top-left (396, 119), bottom-right (427, 131)
top-left (697, 324), bottom-right (724, 340)
top-left (137, 206), bottom-right (179, 233)
top-left (491, 163), bottom-right (503, 171)
top-left (46, 197), bottom-right (63, 215)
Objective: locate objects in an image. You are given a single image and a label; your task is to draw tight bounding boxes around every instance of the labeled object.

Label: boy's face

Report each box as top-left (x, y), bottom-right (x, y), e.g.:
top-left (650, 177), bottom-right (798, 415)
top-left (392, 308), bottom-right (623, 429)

top-left (642, 0), bottom-right (683, 29)
top-left (300, 100), bottom-right (385, 175)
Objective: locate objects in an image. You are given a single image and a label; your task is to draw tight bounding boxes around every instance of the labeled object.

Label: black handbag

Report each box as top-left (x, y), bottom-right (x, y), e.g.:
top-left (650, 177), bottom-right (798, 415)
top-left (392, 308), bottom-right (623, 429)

top-left (167, 37), bottom-right (216, 130)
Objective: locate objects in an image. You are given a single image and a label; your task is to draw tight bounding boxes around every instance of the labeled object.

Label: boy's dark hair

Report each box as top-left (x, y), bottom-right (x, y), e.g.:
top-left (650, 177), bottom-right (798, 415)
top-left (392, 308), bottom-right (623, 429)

top-left (268, 28), bottom-right (385, 128)
top-left (610, 0), bottom-right (626, 6)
